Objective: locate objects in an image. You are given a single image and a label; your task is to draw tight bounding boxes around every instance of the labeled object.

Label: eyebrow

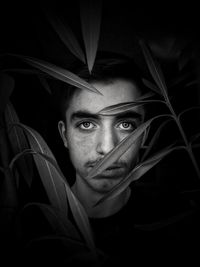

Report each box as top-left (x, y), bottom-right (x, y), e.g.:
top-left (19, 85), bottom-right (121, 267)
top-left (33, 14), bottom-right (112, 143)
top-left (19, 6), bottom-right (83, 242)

top-left (70, 109), bottom-right (143, 122)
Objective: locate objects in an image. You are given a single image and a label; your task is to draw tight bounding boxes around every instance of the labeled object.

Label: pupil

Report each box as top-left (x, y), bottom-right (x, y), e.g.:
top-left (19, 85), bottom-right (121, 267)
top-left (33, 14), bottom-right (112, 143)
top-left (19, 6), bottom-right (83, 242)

top-left (123, 123), bottom-right (129, 128)
top-left (84, 122), bottom-right (90, 128)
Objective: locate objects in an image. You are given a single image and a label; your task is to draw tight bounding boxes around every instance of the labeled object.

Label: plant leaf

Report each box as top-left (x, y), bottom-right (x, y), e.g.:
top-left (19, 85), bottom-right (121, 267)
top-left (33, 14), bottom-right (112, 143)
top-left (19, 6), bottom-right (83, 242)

top-left (141, 118), bottom-right (174, 161)
top-left (185, 80), bottom-right (199, 87)
top-left (45, 10), bottom-right (85, 63)
top-left (5, 102), bottom-right (34, 187)
top-left (142, 78), bottom-right (161, 94)
top-left (9, 141), bottom-right (96, 252)
top-left (134, 209), bottom-right (196, 231)
top-left (139, 39), bottom-right (168, 98)
top-left (35, 152), bottom-right (96, 252)
top-left (80, 0), bottom-right (102, 73)
top-left (95, 146), bottom-right (184, 206)
top-left (0, 73), bottom-right (15, 113)
top-left (190, 132), bottom-right (200, 145)
top-left (13, 123), bottom-right (69, 215)
top-left (178, 106), bottom-right (200, 121)
top-left (86, 118), bottom-right (154, 179)
top-left (23, 202), bottom-right (81, 240)
top-left (37, 75), bottom-right (52, 94)
top-left (22, 56), bottom-right (102, 95)
top-left (98, 99), bottom-right (165, 116)
top-left (36, 151), bottom-right (96, 252)
top-left (137, 91), bottom-right (156, 100)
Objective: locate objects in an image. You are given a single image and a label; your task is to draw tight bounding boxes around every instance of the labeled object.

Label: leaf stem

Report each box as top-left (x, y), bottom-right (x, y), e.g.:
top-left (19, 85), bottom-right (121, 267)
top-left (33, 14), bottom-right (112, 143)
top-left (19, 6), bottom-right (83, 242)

top-left (166, 99), bottom-right (200, 180)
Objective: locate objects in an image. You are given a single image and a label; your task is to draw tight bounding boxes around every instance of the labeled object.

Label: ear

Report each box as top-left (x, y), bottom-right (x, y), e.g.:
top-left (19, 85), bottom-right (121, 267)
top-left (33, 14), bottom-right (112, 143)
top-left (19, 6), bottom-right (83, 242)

top-left (58, 121), bottom-right (68, 148)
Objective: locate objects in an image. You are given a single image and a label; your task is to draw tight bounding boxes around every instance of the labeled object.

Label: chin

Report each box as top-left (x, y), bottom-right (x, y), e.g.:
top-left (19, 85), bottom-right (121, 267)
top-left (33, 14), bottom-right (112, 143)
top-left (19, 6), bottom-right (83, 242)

top-left (89, 178), bottom-right (122, 194)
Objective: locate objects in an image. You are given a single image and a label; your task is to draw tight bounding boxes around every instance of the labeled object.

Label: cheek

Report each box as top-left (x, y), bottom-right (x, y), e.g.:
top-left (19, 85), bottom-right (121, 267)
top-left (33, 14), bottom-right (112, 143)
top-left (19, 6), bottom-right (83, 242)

top-left (121, 140), bottom-right (141, 164)
top-left (67, 132), bottom-right (95, 159)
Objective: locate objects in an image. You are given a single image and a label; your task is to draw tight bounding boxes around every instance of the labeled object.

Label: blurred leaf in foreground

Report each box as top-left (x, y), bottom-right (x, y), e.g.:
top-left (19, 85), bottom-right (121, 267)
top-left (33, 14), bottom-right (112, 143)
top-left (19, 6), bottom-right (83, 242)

top-left (95, 145), bottom-right (184, 206)
top-left (80, 0), bottom-right (102, 73)
top-left (22, 56), bottom-right (102, 95)
top-left (0, 73), bottom-right (15, 113)
top-left (5, 102), bottom-right (34, 187)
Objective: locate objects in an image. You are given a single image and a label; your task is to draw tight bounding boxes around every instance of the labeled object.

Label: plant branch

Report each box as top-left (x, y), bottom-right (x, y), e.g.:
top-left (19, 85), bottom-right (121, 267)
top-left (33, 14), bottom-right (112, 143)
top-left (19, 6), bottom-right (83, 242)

top-left (166, 100), bottom-right (200, 179)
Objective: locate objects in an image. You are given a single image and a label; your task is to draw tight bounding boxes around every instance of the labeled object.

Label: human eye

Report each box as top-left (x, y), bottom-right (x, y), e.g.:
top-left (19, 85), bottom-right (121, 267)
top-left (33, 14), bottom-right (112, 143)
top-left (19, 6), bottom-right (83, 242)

top-left (77, 121), bottom-right (96, 131)
top-left (117, 121), bottom-right (137, 131)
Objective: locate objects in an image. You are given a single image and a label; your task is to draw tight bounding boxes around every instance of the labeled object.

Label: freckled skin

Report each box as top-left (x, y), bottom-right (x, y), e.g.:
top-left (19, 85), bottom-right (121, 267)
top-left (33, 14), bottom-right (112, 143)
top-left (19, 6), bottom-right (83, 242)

top-left (59, 79), bottom-right (144, 195)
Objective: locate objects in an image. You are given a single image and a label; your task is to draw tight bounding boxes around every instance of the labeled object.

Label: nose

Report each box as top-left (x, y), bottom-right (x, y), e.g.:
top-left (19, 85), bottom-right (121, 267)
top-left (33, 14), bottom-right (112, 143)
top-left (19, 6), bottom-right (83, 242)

top-left (96, 127), bottom-right (118, 155)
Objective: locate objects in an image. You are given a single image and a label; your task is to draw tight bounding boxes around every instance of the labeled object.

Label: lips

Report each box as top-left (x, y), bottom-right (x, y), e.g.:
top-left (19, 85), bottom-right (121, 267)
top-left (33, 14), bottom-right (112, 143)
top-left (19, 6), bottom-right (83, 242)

top-left (95, 165), bottom-right (125, 178)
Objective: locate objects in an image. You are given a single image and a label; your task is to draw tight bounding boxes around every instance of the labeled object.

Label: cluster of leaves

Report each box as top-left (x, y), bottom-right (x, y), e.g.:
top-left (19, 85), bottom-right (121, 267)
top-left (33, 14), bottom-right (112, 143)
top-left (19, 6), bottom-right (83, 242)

top-left (0, 0), bottom-right (200, 265)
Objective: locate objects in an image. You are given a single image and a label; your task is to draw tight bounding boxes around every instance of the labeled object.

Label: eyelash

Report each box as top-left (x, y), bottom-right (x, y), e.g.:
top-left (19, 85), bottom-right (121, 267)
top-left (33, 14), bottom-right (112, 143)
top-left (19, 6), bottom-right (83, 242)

top-left (117, 121), bottom-right (136, 131)
top-left (78, 121), bottom-right (96, 130)
top-left (76, 121), bottom-right (136, 131)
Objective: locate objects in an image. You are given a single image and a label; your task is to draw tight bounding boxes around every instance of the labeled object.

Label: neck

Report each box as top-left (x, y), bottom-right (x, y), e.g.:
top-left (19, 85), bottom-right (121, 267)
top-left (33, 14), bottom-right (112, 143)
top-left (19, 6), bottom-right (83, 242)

top-left (71, 177), bottom-right (131, 218)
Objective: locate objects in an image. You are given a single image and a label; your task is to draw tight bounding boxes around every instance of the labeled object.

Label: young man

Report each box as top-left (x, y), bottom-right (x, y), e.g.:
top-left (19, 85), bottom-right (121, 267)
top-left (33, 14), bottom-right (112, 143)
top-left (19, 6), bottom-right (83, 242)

top-left (58, 53), bottom-right (146, 219)
top-left (57, 53), bottom-right (200, 265)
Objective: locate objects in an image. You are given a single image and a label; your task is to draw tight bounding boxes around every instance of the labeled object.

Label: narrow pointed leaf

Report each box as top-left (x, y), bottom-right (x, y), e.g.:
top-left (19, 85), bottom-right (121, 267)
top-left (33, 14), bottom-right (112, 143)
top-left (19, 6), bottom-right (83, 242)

top-left (23, 56), bottom-right (102, 95)
top-left (0, 73), bottom-right (15, 113)
top-left (36, 152), bottom-right (96, 252)
top-left (87, 118), bottom-right (154, 179)
top-left (9, 149), bottom-right (34, 170)
top-left (178, 106), bottom-right (200, 121)
top-left (134, 209), bottom-right (195, 231)
top-left (190, 132), bottom-right (200, 144)
top-left (80, 0), bottom-right (102, 72)
top-left (13, 123), bottom-right (69, 215)
top-left (141, 118), bottom-right (174, 161)
top-left (98, 99), bottom-right (165, 116)
top-left (23, 202), bottom-right (80, 240)
top-left (137, 91), bottom-right (155, 100)
top-left (169, 72), bottom-right (191, 88)
top-left (64, 183), bottom-right (96, 253)
top-left (142, 78), bottom-right (161, 94)
top-left (45, 10), bottom-right (85, 63)
top-left (5, 102), bottom-right (33, 187)
top-left (3, 68), bottom-right (45, 75)
top-left (37, 75), bottom-right (51, 94)
top-left (9, 143), bottom-right (96, 252)
top-left (95, 146), bottom-right (184, 206)
top-left (139, 40), bottom-right (168, 97)
top-left (185, 80), bottom-right (199, 87)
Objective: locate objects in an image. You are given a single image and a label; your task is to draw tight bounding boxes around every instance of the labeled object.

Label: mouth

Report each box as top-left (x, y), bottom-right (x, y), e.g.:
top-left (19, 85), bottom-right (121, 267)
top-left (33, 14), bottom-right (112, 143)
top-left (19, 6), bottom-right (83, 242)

top-left (94, 165), bottom-right (125, 178)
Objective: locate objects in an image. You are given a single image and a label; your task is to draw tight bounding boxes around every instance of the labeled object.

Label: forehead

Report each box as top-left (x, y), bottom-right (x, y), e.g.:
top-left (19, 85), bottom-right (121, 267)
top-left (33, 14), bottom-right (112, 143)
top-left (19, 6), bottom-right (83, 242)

top-left (67, 79), bottom-right (141, 115)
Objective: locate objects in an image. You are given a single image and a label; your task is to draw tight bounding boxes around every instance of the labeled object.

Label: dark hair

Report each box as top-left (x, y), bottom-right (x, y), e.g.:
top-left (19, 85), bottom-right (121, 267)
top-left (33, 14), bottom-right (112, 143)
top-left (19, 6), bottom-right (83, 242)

top-left (59, 51), bottom-right (148, 121)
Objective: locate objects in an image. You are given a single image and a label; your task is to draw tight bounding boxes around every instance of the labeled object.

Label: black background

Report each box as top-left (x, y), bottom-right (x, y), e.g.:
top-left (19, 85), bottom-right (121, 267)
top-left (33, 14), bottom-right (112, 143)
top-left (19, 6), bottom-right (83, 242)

top-left (1, 0), bottom-right (200, 186)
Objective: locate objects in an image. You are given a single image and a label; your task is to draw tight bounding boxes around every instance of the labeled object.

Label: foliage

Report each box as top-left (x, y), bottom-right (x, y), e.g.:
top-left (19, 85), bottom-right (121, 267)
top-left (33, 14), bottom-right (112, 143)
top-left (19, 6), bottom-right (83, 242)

top-left (0, 1), bottom-right (200, 266)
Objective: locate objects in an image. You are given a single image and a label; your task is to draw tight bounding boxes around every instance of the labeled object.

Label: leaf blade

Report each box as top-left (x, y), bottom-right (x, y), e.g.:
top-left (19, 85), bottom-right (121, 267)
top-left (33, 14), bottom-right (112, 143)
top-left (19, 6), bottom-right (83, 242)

top-left (13, 123), bottom-right (68, 215)
top-left (142, 78), bottom-right (161, 94)
top-left (141, 118), bottom-right (174, 161)
top-left (86, 118), bottom-right (154, 179)
top-left (23, 202), bottom-right (81, 240)
top-left (9, 143), bottom-right (96, 252)
top-left (0, 73), bottom-right (15, 113)
top-left (45, 10), bottom-right (85, 63)
top-left (5, 102), bottom-right (34, 187)
top-left (22, 56), bottom-right (102, 95)
top-left (35, 151), bottom-right (96, 252)
top-left (80, 0), bottom-right (102, 72)
top-left (95, 146), bottom-right (183, 206)
top-left (139, 39), bottom-right (168, 97)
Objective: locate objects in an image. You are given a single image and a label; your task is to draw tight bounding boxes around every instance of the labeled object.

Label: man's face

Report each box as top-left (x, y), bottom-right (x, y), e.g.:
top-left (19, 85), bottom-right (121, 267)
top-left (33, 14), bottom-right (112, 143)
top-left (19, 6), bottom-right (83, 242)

top-left (60, 79), bottom-right (144, 194)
